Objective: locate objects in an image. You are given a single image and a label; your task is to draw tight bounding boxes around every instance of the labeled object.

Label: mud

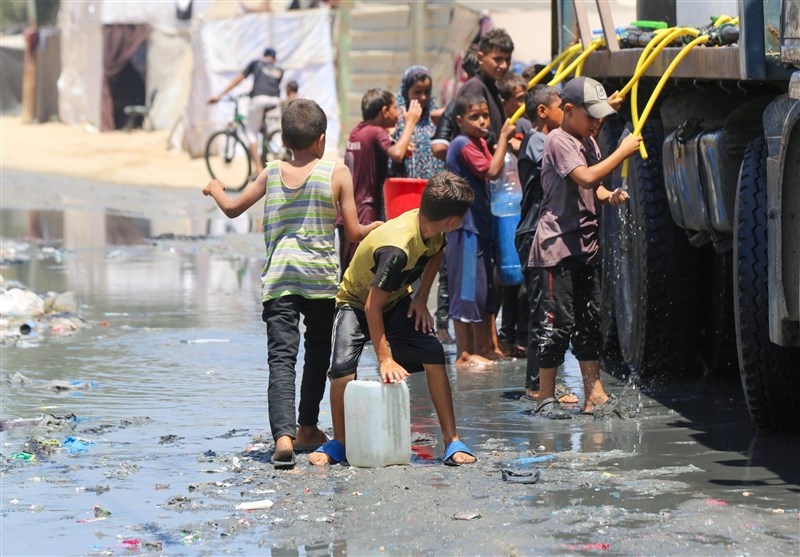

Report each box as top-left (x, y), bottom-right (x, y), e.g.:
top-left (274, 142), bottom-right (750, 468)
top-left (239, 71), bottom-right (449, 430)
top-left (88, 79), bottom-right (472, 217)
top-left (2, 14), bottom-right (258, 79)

top-left (1, 172), bottom-right (799, 556)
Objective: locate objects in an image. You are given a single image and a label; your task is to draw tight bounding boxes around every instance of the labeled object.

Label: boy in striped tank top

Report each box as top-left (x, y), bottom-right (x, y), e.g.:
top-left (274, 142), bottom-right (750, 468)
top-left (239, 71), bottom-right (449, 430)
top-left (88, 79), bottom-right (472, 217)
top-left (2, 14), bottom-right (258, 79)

top-left (203, 99), bottom-right (381, 468)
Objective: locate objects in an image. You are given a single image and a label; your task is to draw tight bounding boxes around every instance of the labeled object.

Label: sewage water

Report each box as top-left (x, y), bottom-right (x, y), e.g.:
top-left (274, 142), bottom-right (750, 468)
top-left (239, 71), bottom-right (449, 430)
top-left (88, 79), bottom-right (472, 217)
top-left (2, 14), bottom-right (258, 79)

top-left (1, 171), bottom-right (798, 556)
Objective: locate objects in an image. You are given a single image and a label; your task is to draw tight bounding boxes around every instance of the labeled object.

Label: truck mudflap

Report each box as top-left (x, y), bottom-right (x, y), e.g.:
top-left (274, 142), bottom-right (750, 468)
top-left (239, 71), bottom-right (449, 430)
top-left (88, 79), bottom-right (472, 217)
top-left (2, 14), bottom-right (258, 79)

top-left (764, 91), bottom-right (800, 347)
top-left (734, 137), bottom-right (800, 430)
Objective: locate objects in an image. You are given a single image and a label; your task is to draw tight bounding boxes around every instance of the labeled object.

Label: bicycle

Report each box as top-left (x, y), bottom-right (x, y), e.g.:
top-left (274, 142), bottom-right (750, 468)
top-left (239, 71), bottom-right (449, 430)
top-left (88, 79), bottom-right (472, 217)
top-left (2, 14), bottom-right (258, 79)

top-left (204, 95), bottom-right (288, 191)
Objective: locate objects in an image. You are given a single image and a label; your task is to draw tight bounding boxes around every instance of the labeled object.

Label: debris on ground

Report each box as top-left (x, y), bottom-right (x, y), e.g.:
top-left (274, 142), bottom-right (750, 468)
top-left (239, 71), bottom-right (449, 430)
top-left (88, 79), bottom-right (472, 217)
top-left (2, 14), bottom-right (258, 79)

top-left (0, 284), bottom-right (90, 343)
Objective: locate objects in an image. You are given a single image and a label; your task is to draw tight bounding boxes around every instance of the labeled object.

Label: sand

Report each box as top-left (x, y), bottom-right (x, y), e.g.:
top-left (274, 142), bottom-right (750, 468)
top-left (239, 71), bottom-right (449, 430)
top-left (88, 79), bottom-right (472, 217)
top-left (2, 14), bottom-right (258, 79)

top-left (2, 116), bottom-right (222, 190)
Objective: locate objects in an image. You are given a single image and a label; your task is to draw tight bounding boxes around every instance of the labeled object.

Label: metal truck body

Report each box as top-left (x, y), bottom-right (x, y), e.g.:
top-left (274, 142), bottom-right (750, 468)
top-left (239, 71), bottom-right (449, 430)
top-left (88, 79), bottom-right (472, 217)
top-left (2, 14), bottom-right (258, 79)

top-left (551, 0), bottom-right (800, 428)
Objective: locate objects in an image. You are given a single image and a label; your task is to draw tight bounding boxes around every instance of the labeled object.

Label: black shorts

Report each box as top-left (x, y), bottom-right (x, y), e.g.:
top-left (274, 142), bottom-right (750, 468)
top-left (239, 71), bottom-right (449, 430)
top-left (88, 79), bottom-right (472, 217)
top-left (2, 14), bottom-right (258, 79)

top-left (328, 296), bottom-right (446, 379)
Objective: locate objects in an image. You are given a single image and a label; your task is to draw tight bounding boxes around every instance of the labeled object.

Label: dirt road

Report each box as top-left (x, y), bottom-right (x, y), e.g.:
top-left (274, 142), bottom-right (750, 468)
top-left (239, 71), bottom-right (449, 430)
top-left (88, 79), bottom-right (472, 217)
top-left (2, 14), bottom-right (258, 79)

top-left (2, 116), bottom-right (215, 190)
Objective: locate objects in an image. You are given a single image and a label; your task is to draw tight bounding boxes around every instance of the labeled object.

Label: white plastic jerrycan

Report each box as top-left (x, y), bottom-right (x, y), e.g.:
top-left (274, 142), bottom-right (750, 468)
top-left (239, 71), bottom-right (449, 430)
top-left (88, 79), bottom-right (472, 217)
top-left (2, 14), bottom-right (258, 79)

top-left (344, 379), bottom-right (411, 467)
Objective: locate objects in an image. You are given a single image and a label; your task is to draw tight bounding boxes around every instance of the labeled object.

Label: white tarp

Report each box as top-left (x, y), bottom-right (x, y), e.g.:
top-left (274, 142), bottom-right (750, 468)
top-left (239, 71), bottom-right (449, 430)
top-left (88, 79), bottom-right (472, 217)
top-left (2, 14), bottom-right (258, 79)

top-left (184, 8), bottom-right (340, 157)
top-left (58, 0), bottom-right (204, 130)
top-left (58, 1), bottom-right (103, 128)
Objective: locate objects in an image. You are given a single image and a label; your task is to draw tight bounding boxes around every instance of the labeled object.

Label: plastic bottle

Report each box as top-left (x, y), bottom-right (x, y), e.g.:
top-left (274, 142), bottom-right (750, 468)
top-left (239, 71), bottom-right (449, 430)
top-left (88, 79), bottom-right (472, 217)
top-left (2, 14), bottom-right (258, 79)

top-left (343, 380), bottom-right (411, 467)
top-left (491, 153), bottom-right (524, 285)
top-left (490, 152), bottom-right (523, 216)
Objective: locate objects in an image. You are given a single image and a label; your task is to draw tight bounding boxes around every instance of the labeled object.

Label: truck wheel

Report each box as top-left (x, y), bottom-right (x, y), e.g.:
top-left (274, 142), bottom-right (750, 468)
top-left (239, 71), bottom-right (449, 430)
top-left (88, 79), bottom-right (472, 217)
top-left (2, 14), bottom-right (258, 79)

top-left (598, 119), bottom-right (628, 376)
top-left (612, 120), bottom-right (701, 376)
top-left (734, 137), bottom-right (800, 430)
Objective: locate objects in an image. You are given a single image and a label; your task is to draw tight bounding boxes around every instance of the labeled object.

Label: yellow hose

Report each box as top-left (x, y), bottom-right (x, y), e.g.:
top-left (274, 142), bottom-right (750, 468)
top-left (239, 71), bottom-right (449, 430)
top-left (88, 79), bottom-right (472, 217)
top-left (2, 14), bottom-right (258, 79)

top-left (555, 46), bottom-right (582, 78)
top-left (548, 39), bottom-right (604, 86)
top-left (509, 43), bottom-right (583, 125)
top-left (630, 27), bottom-right (698, 158)
top-left (622, 34), bottom-right (711, 178)
top-left (714, 14), bottom-right (732, 27)
top-left (575, 58), bottom-right (585, 77)
top-left (618, 27), bottom-right (698, 98)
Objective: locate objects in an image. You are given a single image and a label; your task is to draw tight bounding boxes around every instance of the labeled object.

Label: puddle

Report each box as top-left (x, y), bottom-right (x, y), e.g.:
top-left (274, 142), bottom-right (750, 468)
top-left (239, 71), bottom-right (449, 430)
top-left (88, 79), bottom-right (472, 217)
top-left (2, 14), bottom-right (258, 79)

top-left (1, 171), bottom-right (798, 556)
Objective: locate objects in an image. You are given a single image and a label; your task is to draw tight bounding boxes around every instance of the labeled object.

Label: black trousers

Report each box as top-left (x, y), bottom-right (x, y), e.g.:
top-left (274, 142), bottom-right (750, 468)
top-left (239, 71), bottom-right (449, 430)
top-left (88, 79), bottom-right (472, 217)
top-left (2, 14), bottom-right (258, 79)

top-left (533, 257), bottom-right (601, 369)
top-left (525, 267), bottom-right (542, 390)
top-left (499, 282), bottom-right (529, 346)
top-left (262, 295), bottom-right (335, 441)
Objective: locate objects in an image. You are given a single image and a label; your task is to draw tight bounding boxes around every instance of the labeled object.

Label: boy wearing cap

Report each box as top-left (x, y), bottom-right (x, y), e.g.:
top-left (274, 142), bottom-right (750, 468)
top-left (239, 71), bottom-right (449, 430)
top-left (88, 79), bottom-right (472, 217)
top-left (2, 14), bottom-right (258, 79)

top-left (209, 47), bottom-right (284, 175)
top-left (528, 76), bottom-right (641, 419)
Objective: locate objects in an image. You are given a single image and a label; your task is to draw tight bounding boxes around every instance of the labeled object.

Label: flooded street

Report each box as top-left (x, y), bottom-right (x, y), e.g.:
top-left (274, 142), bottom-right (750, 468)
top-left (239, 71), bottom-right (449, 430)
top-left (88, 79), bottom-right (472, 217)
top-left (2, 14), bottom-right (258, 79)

top-left (1, 170), bottom-right (798, 556)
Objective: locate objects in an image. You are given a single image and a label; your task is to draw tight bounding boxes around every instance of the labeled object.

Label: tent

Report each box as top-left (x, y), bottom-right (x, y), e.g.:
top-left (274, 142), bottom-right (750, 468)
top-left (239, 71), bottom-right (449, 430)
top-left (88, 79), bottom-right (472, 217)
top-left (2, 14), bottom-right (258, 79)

top-left (0, 35), bottom-right (25, 115)
top-left (184, 8), bottom-right (340, 157)
top-left (58, 1), bottom-right (340, 156)
top-left (58, 0), bottom-right (204, 131)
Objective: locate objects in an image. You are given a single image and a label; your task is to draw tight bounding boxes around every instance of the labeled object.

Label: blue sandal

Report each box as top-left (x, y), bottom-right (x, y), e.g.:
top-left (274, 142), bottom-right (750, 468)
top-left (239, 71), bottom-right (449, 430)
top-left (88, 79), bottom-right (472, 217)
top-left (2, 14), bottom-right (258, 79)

top-left (442, 440), bottom-right (476, 466)
top-left (311, 439), bottom-right (347, 464)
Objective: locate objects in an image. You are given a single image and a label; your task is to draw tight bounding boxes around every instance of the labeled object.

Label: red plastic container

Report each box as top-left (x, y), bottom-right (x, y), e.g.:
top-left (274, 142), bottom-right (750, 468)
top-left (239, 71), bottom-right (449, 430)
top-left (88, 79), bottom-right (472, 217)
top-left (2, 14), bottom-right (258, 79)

top-left (383, 178), bottom-right (427, 220)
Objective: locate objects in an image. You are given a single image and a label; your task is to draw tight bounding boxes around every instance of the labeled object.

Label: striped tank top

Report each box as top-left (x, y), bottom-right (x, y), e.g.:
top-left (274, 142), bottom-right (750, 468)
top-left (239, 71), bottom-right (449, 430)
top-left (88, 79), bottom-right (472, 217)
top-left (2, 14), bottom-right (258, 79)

top-left (261, 159), bottom-right (339, 301)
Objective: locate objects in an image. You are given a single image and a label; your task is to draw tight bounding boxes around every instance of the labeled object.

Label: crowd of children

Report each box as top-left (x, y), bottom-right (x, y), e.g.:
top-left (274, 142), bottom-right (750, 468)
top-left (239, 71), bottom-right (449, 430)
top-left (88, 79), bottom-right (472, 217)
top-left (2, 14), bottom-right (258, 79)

top-left (203, 31), bottom-right (643, 468)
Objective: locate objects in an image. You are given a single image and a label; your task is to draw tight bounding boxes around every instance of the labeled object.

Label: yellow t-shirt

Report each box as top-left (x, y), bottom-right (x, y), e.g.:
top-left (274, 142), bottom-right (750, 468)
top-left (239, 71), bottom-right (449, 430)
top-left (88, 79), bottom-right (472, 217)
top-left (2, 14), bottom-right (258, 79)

top-left (336, 209), bottom-right (445, 311)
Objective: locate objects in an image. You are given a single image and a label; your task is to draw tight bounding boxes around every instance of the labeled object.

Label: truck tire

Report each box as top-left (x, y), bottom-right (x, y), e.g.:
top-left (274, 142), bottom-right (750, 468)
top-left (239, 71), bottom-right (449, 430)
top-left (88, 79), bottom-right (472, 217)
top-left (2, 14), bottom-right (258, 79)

top-left (598, 118), bottom-right (628, 376)
top-left (612, 120), bottom-right (701, 376)
top-left (734, 137), bottom-right (800, 430)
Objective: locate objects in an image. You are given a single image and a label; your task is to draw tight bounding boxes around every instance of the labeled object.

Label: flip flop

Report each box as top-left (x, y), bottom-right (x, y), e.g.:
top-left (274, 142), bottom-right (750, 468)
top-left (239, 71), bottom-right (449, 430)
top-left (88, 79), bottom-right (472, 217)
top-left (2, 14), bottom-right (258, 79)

top-left (271, 451), bottom-right (296, 470)
top-left (442, 439), bottom-right (477, 466)
top-left (501, 468), bottom-right (541, 484)
top-left (311, 439), bottom-right (347, 465)
top-left (521, 384), bottom-right (576, 404)
top-left (584, 394), bottom-right (619, 417)
top-left (534, 397), bottom-right (572, 420)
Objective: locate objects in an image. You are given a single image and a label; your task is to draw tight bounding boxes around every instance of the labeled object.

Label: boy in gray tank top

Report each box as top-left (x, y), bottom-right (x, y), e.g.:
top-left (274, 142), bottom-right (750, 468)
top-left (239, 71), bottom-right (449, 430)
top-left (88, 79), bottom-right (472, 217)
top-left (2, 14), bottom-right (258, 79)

top-left (203, 100), bottom-right (381, 467)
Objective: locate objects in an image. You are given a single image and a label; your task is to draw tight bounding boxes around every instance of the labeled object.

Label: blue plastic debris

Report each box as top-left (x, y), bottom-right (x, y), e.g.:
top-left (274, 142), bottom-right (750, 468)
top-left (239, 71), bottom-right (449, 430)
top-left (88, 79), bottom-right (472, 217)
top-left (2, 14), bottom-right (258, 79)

top-left (62, 436), bottom-right (95, 454)
top-left (508, 454), bottom-right (556, 466)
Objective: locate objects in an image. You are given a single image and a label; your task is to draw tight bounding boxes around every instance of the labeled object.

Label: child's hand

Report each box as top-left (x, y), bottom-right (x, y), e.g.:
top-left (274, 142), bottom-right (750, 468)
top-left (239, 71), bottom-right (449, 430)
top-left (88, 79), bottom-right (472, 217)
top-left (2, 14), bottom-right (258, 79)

top-left (360, 220), bottom-right (383, 239)
top-left (379, 358), bottom-right (410, 384)
top-left (500, 119), bottom-right (516, 141)
top-left (404, 99), bottom-right (423, 126)
top-left (608, 187), bottom-right (629, 206)
top-left (407, 296), bottom-right (434, 333)
top-left (207, 95), bottom-right (220, 105)
top-left (619, 133), bottom-right (642, 158)
top-left (608, 91), bottom-right (624, 111)
top-left (203, 179), bottom-right (225, 196)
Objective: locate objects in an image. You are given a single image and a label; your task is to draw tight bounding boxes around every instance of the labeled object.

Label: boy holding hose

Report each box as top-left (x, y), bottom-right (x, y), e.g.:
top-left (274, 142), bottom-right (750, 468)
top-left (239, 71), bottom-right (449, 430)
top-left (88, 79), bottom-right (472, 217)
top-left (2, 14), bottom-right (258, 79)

top-left (528, 77), bottom-right (641, 419)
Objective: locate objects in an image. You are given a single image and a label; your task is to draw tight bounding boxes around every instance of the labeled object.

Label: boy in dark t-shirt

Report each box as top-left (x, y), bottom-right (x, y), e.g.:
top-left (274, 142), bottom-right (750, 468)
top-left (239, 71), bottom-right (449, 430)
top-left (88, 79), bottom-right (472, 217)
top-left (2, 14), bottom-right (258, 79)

top-left (529, 77), bottom-right (641, 419)
top-left (310, 172), bottom-right (477, 467)
top-left (208, 47), bottom-right (284, 176)
top-left (432, 29), bottom-right (514, 156)
top-left (337, 89), bottom-right (421, 276)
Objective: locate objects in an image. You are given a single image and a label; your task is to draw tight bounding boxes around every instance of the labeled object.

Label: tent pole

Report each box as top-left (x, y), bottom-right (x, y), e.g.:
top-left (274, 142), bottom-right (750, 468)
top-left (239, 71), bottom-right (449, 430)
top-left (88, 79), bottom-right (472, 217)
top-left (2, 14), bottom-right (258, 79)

top-left (21, 0), bottom-right (38, 123)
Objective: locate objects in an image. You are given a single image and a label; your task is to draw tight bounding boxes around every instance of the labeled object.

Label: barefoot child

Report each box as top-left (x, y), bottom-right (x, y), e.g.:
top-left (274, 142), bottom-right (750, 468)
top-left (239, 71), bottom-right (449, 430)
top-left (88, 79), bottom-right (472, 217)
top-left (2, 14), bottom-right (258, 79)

top-left (309, 171), bottom-right (477, 467)
top-left (445, 93), bottom-right (516, 367)
top-left (528, 77), bottom-right (641, 419)
top-left (203, 99), bottom-right (381, 466)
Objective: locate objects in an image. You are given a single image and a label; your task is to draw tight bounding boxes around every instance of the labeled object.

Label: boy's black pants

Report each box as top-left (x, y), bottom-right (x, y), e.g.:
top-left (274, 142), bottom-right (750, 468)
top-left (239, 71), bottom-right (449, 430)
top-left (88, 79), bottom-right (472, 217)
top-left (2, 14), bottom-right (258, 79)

top-left (262, 295), bottom-right (335, 441)
top-left (533, 257), bottom-right (601, 369)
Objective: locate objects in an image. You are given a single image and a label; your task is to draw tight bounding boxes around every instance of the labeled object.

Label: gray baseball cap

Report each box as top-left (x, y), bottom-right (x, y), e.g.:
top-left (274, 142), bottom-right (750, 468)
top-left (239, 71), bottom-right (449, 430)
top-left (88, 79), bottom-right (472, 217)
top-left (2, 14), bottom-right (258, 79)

top-left (560, 77), bottom-right (616, 119)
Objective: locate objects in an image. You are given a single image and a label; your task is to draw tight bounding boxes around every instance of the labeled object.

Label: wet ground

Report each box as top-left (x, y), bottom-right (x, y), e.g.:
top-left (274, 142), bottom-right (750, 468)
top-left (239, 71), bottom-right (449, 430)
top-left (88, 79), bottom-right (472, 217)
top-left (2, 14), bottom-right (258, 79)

top-left (1, 170), bottom-right (799, 556)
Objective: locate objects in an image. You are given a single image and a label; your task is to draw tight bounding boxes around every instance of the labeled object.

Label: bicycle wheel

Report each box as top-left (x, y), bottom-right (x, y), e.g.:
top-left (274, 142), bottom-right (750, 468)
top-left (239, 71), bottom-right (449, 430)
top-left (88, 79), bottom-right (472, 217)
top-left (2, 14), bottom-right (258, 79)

top-left (205, 130), bottom-right (251, 191)
top-left (264, 129), bottom-right (289, 162)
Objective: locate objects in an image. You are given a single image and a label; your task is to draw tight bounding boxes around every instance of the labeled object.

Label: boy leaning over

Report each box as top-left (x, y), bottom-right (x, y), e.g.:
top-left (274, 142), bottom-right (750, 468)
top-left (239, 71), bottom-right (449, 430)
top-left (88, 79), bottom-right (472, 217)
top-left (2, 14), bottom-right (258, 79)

top-left (309, 171), bottom-right (478, 467)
